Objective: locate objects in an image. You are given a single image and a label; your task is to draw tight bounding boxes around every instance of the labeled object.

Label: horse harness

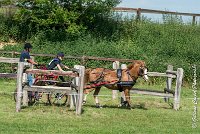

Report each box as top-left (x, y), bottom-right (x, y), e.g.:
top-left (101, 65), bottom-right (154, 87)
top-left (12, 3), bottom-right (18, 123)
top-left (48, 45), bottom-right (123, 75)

top-left (117, 69), bottom-right (136, 92)
top-left (88, 68), bottom-right (137, 92)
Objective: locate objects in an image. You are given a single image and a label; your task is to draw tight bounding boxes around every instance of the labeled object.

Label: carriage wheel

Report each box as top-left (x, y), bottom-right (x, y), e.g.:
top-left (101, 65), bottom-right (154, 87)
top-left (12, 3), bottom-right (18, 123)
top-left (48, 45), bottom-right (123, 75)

top-left (13, 87), bottom-right (35, 105)
top-left (47, 92), bottom-right (68, 106)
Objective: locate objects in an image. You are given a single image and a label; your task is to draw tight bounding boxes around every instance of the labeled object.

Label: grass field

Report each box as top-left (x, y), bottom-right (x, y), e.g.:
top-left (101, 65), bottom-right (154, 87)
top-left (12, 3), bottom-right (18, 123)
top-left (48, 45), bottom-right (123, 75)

top-left (0, 79), bottom-right (199, 134)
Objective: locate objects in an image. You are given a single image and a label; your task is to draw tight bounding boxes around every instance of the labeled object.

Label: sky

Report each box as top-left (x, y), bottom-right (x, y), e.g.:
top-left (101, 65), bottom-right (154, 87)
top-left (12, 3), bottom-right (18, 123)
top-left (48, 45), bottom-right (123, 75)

top-left (118, 0), bottom-right (200, 14)
top-left (117, 0), bottom-right (200, 22)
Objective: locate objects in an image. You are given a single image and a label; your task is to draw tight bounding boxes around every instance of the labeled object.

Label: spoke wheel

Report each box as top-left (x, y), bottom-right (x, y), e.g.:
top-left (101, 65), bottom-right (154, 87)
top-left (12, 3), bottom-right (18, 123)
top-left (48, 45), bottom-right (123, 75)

top-left (47, 92), bottom-right (68, 106)
top-left (13, 88), bottom-right (35, 105)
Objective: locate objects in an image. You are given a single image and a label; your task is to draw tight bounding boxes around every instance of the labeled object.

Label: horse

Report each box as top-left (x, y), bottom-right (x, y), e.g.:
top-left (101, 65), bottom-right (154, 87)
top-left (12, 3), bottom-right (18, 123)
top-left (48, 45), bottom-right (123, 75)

top-left (83, 60), bottom-right (148, 108)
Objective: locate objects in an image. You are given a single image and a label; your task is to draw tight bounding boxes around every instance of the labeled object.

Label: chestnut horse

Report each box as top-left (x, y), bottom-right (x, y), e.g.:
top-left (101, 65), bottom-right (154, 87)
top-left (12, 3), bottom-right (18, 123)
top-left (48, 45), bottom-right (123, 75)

top-left (84, 60), bottom-right (148, 108)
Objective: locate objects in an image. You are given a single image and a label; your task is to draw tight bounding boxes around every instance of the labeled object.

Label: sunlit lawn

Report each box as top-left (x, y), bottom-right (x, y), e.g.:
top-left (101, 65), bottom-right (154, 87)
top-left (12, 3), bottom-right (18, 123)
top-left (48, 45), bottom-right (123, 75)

top-left (0, 79), bottom-right (199, 134)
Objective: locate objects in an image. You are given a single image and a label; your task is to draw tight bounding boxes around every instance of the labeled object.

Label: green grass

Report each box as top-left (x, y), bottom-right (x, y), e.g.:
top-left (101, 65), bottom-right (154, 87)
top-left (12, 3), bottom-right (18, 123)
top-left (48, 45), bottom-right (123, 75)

top-left (0, 79), bottom-right (199, 134)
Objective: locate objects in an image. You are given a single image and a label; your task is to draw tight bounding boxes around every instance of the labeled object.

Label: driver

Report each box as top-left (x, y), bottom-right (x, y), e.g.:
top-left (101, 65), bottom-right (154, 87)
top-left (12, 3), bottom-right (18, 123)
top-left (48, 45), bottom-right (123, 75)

top-left (47, 52), bottom-right (70, 82)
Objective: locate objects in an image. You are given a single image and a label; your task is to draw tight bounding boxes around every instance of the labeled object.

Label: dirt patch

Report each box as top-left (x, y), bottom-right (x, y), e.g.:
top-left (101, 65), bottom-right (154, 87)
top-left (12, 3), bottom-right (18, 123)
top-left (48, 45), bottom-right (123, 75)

top-left (0, 41), bottom-right (17, 50)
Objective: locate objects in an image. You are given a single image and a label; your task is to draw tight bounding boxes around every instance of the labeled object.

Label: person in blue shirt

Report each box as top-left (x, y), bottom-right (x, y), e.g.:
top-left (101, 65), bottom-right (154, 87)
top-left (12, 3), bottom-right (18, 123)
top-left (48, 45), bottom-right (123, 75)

top-left (20, 43), bottom-right (38, 86)
top-left (47, 52), bottom-right (69, 82)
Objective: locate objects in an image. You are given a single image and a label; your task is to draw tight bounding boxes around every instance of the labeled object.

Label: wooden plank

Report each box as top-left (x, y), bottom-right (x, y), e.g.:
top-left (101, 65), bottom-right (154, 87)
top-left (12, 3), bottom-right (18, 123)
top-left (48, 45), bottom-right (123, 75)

top-left (174, 68), bottom-right (184, 110)
top-left (130, 88), bottom-right (174, 98)
top-left (166, 70), bottom-right (177, 75)
top-left (16, 62), bottom-right (24, 112)
top-left (0, 73), bottom-right (17, 78)
top-left (165, 65), bottom-right (173, 102)
top-left (0, 57), bottom-right (19, 63)
top-left (86, 56), bottom-right (135, 62)
top-left (0, 51), bottom-right (136, 63)
top-left (23, 85), bottom-right (75, 93)
top-left (112, 61), bottom-right (119, 99)
top-left (120, 64), bottom-right (127, 102)
top-left (147, 72), bottom-right (176, 78)
top-left (113, 7), bottom-right (200, 17)
top-left (75, 65), bottom-right (85, 115)
top-left (25, 69), bottom-right (78, 77)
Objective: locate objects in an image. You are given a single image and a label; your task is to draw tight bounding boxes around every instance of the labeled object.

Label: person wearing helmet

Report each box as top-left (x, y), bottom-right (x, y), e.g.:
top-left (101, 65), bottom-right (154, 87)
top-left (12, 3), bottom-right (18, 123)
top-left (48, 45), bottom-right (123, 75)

top-left (47, 52), bottom-right (70, 82)
top-left (20, 43), bottom-right (38, 64)
top-left (20, 43), bottom-right (38, 99)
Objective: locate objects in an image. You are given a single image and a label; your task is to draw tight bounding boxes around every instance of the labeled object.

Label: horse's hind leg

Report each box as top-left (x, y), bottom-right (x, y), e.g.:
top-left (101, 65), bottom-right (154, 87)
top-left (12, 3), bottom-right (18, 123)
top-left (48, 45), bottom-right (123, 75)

top-left (93, 87), bottom-right (102, 108)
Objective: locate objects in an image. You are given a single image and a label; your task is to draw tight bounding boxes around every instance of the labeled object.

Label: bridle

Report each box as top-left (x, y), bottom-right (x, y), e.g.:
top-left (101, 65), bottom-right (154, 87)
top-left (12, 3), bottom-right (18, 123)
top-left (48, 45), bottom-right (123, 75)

top-left (139, 66), bottom-right (148, 76)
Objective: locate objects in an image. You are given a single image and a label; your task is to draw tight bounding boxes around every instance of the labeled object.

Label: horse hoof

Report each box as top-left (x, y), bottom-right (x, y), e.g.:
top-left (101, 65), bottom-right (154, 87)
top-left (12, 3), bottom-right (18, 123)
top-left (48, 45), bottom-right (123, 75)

top-left (129, 107), bottom-right (133, 110)
top-left (118, 104), bottom-right (122, 107)
top-left (120, 101), bottom-right (128, 107)
top-left (96, 103), bottom-right (102, 108)
top-left (82, 100), bottom-right (86, 105)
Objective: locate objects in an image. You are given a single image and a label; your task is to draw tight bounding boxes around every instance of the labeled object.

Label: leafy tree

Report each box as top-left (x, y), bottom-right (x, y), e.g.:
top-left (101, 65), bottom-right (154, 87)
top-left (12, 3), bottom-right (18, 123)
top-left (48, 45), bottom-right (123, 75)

top-left (0, 0), bottom-right (16, 6)
top-left (13, 0), bottom-right (120, 39)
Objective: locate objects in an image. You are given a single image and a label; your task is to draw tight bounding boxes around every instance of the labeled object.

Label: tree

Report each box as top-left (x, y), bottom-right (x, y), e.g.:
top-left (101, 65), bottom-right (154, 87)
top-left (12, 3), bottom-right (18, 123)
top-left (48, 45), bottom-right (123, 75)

top-left (0, 0), bottom-right (16, 6)
top-left (14, 0), bottom-right (121, 37)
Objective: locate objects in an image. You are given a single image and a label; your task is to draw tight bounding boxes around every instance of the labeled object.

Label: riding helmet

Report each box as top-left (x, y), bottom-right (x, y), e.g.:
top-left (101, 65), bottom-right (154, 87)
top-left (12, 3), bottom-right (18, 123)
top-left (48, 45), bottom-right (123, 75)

top-left (24, 43), bottom-right (33, 49)
top-left (57, 52), bottom-right (64, 57)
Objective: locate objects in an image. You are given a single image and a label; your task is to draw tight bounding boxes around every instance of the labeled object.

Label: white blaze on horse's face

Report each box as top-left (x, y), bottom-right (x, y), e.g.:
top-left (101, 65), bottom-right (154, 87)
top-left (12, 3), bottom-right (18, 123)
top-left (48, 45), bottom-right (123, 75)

top-left (143, 68), bottom-right (148, 81)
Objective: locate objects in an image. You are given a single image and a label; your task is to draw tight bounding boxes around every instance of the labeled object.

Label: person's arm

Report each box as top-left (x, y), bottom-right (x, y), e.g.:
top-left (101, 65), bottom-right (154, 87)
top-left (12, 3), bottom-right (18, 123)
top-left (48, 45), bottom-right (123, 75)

top-left (57, 64), bottom-right (64, 71)
top-left (60, 63), bottom-right (70, 69)
top-left (27, 59), bottom-right (38, 65)
top-left (24, 52), bottom-right (38, 65)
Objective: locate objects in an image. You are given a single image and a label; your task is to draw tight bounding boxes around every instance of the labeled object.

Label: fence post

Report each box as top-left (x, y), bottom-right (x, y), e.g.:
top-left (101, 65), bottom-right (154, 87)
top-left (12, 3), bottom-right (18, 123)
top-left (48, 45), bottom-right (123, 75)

top-left (70, 71), bottom-right (77, 110)
top-left (120, 64), bottom-right (127, 102)
top-left (192, 16), bottom-right (196, 25)
top-left (81, 56), bottom-right (86, 66)
top-left (136, 8), bottom-right (141, 21)
top-left (174, 68), bottom-right (184, 110)
top-left (70, 65), bottom-right (80, 109)
top-left (75, 65), bottom-right (85, 115)
top-left (165, 65), bottom-right (173, 102)
top-left (112, 61), bottom-right (120, 99)
top-left (16, 62), bottom-right (24, 112)
top-left (11, 51), bottom-right (15, 72)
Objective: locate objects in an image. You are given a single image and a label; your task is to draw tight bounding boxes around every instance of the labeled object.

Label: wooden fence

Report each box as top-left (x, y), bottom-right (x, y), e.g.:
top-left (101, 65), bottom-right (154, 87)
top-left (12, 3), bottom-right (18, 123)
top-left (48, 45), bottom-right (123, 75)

top-left (0, 57), bottom-right (85, 115)
top-left (1, 6), bottom-right (200, 24)
top-left (0, 51), bottom-right (135, 65)
top-left (135, 65), bottom-right (183, 110)
top-left (114, 7), bottom-right (200, 24)
top-left (0, 55), bottom-right (184, 111)
top-left (113, 62), bottom-right (184, 110)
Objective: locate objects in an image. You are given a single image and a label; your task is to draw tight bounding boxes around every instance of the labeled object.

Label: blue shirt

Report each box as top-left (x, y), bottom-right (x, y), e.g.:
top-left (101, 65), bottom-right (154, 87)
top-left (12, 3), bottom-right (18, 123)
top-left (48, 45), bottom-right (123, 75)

top-left (47, 58), bottom-right (61, 70)
top-left (20, 50), bottom-right (31, 62)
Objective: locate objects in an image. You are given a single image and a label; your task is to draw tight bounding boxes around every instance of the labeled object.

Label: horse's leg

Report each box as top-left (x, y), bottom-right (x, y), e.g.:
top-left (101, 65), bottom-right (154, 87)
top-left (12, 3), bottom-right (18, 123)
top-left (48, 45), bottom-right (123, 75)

top-left (93, 87), bottom-right (102, 108)
top-left (83, 88), bottom-right (94, 104)
top-left (124, 88), bottom-right (132, 109)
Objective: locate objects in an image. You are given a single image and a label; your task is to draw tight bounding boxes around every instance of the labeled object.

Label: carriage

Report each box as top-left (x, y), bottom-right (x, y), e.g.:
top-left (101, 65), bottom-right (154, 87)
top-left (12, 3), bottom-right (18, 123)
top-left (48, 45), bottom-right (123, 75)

top-left (14, 64), bottom-right (74, 106)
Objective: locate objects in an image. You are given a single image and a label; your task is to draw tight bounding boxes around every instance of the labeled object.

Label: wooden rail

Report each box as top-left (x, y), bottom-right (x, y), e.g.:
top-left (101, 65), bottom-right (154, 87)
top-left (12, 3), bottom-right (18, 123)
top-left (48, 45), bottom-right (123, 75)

top-left (113, 62), bottom-right (184, 110)
top-left (0, 57), bottom-right (19, 63)
top-left (130, 88), bottom-right (174, 98)
top-left (114, 7), bottom-right (200, 24)
top-left (25, 69), bottom-right (78, 77)
top-left (0, 51), bottom-right (135, 64)
top-left (0, 73), bottom-right (17, 78)
top-left (15, 63), bottom-right (85, 115)
top-left (147, 72), bottom-right (176, 78)
top-left (0, 57), bottom-right (85, 115)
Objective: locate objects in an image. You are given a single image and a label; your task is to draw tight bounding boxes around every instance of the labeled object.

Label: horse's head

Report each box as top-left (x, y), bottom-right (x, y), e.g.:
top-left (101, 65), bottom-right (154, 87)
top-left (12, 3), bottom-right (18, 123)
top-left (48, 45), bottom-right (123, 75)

top-left (127, 60), bottom-right (148, 81)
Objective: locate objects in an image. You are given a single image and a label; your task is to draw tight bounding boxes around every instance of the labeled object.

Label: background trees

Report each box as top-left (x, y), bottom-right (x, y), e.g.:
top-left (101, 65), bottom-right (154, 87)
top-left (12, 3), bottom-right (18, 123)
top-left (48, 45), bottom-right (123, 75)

top-left (11, 0), bottom-right (120, 39)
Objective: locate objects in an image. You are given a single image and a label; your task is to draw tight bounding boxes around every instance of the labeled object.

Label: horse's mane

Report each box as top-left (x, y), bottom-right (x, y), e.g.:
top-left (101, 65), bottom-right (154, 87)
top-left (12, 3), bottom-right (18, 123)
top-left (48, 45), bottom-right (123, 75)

top-left (127, 60), bottom-right (145, 70)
